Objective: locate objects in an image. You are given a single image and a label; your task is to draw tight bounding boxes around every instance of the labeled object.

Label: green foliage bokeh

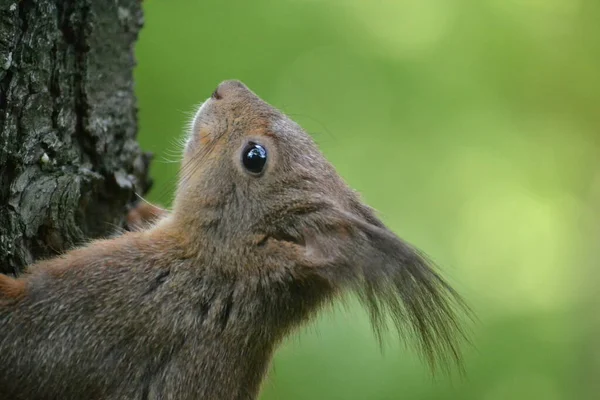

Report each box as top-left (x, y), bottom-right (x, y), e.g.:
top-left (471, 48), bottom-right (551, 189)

top-left (135, 1), bottom-right (599, 399)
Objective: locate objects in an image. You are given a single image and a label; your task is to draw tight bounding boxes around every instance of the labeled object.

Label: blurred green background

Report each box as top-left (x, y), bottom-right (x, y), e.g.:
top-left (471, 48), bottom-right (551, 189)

top-left (134, 1), bottom-right (599, 399)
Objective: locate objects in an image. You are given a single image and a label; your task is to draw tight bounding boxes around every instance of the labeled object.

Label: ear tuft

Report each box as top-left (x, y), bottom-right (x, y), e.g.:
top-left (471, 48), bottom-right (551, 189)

top-left (301, 209), bottom-right (472, 375)
top-left (355, 241), bottom-right (472, 375)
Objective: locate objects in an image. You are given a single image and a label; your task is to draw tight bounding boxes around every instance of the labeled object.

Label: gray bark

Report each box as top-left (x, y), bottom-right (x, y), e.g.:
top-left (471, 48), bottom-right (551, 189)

top-left (0, 0), bottom-right (152, 275)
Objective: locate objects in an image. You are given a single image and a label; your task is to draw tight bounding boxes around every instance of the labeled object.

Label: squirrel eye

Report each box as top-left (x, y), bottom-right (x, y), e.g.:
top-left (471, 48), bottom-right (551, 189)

top-left (241, 142), bottom-right (267, 175)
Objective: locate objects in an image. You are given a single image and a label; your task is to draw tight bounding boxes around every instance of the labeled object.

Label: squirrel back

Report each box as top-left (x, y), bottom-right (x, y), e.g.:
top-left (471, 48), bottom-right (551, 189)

top-left (0, 80), bottom-right (470, 400)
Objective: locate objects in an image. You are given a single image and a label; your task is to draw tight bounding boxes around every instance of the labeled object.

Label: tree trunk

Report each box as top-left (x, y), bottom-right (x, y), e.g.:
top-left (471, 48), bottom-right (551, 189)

top-left (0, 0), bottom-right (151, 275)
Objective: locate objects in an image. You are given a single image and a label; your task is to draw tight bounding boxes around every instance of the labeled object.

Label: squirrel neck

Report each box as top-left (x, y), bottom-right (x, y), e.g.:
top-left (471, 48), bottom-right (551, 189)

top-left (142, 215), bottom-right (333, 399)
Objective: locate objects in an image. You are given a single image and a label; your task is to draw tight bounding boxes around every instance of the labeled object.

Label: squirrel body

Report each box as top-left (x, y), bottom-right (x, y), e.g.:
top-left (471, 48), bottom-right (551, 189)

top-left (0, 81), bottom-right (468, 399)
top-left (0, 221), bottom-right (299, 399)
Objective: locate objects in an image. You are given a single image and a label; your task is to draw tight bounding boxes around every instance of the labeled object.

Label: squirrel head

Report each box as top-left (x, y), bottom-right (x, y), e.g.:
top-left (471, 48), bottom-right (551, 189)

top-left (171, 80), bottom-right (470, 372)
top-left (175, 80), bottom-right (345, 236)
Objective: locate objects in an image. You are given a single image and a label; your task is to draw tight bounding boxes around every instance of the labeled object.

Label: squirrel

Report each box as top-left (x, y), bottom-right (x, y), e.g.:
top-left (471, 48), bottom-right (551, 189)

top-left (0, 80), bottom-right (470, 400)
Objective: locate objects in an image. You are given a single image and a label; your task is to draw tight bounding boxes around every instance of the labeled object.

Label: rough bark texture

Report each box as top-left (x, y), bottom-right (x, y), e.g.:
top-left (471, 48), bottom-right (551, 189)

top-left (0, 0), bottom-right (151, 275)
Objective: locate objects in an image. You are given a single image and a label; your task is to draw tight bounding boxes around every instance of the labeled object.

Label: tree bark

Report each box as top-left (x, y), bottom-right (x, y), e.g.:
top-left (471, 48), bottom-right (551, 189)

top-left (0, 0), bottom-right (151, 275)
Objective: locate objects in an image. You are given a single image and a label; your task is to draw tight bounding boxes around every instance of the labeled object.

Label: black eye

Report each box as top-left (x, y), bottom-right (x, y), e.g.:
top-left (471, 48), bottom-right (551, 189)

top-left (241, 142), bottom-right (267, 175)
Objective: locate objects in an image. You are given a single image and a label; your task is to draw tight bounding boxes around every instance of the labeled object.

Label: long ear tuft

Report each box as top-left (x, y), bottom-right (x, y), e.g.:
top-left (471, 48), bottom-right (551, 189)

top-left (354, 219), bottom-right (472, 374)
top-left (356, 233), bottom-right (471, 375)
top-left (305, 209), bottom-right (472, 375)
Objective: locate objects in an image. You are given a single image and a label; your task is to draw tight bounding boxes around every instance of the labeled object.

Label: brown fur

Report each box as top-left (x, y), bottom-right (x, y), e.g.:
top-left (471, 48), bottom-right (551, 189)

top-left (126, 202), bottom-right (168, 231)
top-left (0, 274), bottom-right (26, 300)
top-left (0, 80), bottom-right (471, 400)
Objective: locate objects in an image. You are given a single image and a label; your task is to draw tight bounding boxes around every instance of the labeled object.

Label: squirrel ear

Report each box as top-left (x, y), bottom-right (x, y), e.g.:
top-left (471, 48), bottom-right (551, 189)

top-left (299, 208), bottom-right (471, 374)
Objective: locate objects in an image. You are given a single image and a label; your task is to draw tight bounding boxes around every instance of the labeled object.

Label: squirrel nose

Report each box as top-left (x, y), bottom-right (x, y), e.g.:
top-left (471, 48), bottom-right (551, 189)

top-left (211, 80), bottom-right (248, 100)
